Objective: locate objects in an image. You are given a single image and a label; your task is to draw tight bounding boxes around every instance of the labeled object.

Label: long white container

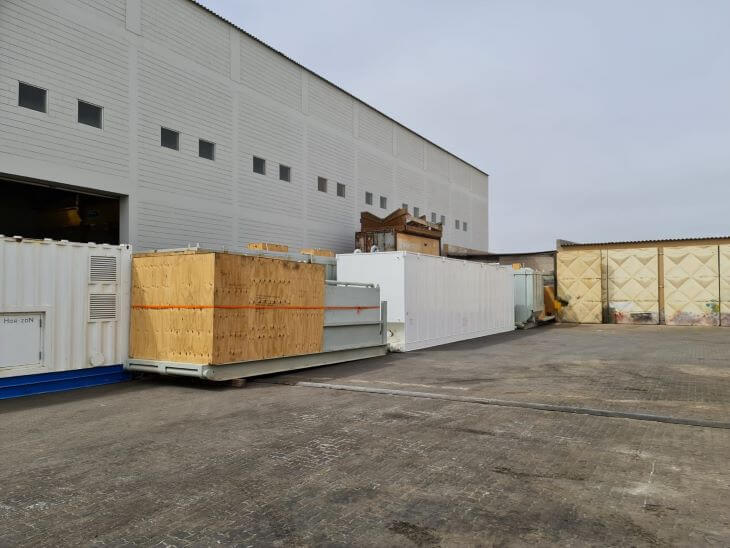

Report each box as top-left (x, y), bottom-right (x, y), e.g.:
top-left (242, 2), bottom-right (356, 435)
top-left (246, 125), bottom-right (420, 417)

top-left (0, 237), bottom-right (131, 380)
top-left (337, 252), bottom-right (514, 351)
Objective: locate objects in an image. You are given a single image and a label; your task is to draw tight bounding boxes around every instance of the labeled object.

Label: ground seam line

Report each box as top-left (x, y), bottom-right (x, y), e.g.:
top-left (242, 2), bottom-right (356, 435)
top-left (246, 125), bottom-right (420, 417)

top-left (290, 382), bottom-right (730, 430)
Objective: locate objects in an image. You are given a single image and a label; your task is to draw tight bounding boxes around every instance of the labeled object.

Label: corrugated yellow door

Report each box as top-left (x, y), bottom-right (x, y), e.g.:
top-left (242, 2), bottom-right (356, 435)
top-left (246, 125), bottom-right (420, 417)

top-left (557, 250), bottom-right (602, 323)
top-left (663, 245), bottom-right (719, 326)
top-left (720, 245), bottom-right (730, 327)
top-left (606, 248), bottom-right (659, 324)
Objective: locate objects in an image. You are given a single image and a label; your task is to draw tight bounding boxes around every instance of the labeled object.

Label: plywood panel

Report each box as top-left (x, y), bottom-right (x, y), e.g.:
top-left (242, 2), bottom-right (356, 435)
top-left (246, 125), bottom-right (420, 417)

top-left (130, 252), bottom-right (216, 364)
top-left (130, 252), bottom-right (326, 365)
top-left (396, 233), bottom-right (440, 256)
top-left (719, 245), bottom-right (730, 326)
top-left (663, 246), bottom-right (719, 326)
top-left (212, 254), bottom-right (324, 364)
top-left (606, 248), bottom-right (659, 324)
top-left (556, 250), bottom-right (602, 323)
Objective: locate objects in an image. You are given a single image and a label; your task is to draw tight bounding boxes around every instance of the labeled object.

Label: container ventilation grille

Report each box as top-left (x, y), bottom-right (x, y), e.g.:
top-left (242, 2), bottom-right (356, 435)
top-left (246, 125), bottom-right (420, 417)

top-left (89, 294), bottom-right (117, 321)
top-left (90, 256), bottom-right (117, 283)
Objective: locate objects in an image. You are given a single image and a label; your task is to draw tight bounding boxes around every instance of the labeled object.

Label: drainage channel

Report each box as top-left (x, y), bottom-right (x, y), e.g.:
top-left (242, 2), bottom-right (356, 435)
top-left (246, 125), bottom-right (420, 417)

top-left (264, 380), bottom-right (730, 430)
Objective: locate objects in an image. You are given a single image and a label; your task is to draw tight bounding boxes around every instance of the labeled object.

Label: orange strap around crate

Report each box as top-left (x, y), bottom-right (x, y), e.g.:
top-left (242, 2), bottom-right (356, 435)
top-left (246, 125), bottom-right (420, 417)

top-left (131, 304), bottom-right (379, 311)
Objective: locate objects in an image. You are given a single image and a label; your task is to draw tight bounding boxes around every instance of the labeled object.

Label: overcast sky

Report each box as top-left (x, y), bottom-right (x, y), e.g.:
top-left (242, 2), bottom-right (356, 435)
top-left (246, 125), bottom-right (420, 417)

top-left (200, 0), bottom-right (730, 252)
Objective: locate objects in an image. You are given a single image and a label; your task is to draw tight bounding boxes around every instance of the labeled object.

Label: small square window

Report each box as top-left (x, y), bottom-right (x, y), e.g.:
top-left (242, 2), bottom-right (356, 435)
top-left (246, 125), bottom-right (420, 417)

top-left (18, 82), bottom-right (47, 113)
top-left (78, 100), bottom-right (102, 128)
top-left (413, 206), bottom-right (420, 217)
top-left (440, 215), bottom-right (445, 225)
top-left (279, 164), bottom-right (291, 182)
top-left (337, 182), bottom-right (346, 198)
top-left (402, 203), bottom-right (408, 212)
top-left (317, 176), bottom-right (327, 192)
top-left (379, 196), bottom-right (387, 209)
top-left (455, 219), bottom-right (460, 230)
top-left (161, 127), bottom-right (179, 150)
top-left (365, 191), bottom-right (373, 205)
top-left (431, 212), bottom-right (437, 223)
top-left (199, 139), bottom-right (215, 160)
top-left (463, 221), bottom-right (468, 232)
top-left (253, 156), bottom-right (266, 175)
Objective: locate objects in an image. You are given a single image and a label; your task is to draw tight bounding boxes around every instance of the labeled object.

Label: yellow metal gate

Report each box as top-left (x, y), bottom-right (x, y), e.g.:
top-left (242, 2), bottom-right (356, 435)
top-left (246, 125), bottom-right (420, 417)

top-left (557, 250), bottom-right (602, 323)
top-left (720, 245), bottom-right (730, 326)
top-left (606, 248), bottom-right (659, 324)
top-left (663, 246), bottom-right (720, 326)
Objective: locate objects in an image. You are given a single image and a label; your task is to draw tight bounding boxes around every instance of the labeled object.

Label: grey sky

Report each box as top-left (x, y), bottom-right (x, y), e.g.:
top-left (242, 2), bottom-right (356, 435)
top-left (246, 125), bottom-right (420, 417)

top-left (200, 0), bottom-right (730, 252)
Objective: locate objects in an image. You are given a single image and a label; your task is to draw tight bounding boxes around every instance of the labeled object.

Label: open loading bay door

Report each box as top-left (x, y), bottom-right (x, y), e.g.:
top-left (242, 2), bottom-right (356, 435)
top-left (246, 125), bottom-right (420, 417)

top-left (0, 178), bottom-right (120, 245)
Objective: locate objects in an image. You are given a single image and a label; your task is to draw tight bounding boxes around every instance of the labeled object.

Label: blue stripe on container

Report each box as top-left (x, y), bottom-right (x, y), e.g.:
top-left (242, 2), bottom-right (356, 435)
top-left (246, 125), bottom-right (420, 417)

top-left (0, 365), bottom-right (129, 400)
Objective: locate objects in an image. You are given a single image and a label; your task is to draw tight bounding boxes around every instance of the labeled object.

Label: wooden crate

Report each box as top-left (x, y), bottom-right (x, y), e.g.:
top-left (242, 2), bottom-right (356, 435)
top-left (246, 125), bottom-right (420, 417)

top-left (130, 251), bottom-right (325, 365)
top-left (396, 233), bottom-right (440, 256)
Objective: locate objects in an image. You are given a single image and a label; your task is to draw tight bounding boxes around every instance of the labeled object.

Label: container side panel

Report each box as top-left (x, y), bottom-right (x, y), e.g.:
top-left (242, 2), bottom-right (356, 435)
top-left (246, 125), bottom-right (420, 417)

top-left (663, 246), bottom-right (719, 326)
top-left (556, 250), bottom-right (602, 323)
top-left (606, 248), bottom-right (659, 324)
top-left (211, 254), bottom-right (325, 364)
top-left (129, 252), bottom-right (216, 364)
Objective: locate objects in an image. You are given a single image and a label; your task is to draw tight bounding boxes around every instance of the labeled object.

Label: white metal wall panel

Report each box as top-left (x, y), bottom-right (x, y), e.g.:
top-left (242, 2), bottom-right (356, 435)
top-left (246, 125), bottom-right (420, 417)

top-left (395, 127), bottom-right (425, 169)
top-left (308, 77), bottom-right (354, 133)
top-left (238, 95), bottom-right (305, 217)
top-left (0, 0), bottom-right (130, 178)
top-left (663, 245), bottom-right (720, 326)
top-left (240, 35), bottom-right (302, 111)
top-left (136, 201), bottom-right (234, 251)
top-left (425, 143), bottom-right (450, 178)
top-left (68, 0), bottom-right (126, 24)
top-left (306, 124), bottom-right (356, 232)
top-left (0, 238), bottom-right (131, 378)
top-left (336, 252), bottom-right (514, 352)
top-left (450, 157), bottom-right (472, 190)
top-left (606, 248), bottom-right (659, 324)
top-left (142, 0), bottom-right (231, 77)
top-left (357, 105), bottom-right (393, 154)
top-left (137, 49), bottom-right (233, 204)
top-left (395, 165), bottom-right (426, 215)
top-left (720, 245), bottom-right (730, 327)
top-left (237, 218), bottom-right (304, 251)
top-left (556, 250), bottom-right (602, 323)
top-left (357, 149), bottom-right (394, 214)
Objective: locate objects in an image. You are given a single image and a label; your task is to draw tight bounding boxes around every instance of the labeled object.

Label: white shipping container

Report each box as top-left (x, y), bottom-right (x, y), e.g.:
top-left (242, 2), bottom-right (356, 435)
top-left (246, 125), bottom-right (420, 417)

top-left (337, 252), bottom-right (514, 351)
top-left (0, 237), bottom-right (131, 382)
top-left (514, 267), bottom-right (545, 326)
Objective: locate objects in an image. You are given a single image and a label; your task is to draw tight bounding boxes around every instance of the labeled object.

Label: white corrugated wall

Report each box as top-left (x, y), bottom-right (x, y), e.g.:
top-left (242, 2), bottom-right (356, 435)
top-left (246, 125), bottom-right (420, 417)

top-left (0, 237), bottom-right (131, 378)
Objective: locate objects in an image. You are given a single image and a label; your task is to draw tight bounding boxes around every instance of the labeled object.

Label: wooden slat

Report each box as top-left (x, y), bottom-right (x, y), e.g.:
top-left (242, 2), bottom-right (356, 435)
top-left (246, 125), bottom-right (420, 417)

top-left (300, 248), bottom-right (335, 257)
top-left (396, 233), bottom-right (440, 256)
top-left (247, 242), bottom-right (289, 252)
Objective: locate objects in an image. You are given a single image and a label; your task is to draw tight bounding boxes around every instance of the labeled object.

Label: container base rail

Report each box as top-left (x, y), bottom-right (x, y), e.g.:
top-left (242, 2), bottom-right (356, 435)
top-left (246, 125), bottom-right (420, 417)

top-left (125, 345), bottom-right (388, 381)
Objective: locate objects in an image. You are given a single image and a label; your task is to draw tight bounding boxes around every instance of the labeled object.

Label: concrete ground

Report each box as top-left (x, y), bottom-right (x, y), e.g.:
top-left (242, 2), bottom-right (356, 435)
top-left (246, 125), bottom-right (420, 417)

top-left (1, 324), bottom-right (728, 546)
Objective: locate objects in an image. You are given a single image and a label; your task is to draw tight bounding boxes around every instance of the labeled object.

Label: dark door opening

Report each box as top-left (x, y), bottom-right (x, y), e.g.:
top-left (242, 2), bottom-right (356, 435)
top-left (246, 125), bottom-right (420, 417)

top-left (1, 179), bottom-right (120, 244)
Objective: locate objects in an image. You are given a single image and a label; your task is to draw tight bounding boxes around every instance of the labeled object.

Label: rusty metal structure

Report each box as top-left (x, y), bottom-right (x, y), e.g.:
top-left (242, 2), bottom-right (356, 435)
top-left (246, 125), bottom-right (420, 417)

top-left (355, 208), bottom-right (443, 256)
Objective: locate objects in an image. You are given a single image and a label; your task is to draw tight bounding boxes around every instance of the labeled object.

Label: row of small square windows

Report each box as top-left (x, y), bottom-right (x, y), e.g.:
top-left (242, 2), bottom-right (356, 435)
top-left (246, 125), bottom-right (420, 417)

top-left (251, 156), bottom-right (346, 197)
top-left (18, 81), bottom-right (103, 129)
top-left (366, 193), bottom-right (468, 231)
top-left (18, 82), bottom-right (217, 160)
top-left (19, 82), bottom-right (470, 231)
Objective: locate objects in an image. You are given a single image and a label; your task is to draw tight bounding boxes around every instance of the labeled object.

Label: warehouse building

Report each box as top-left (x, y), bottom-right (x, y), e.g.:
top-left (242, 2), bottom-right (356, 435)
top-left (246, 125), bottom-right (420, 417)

top-left (0, 0), bottom-right (490, 254)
